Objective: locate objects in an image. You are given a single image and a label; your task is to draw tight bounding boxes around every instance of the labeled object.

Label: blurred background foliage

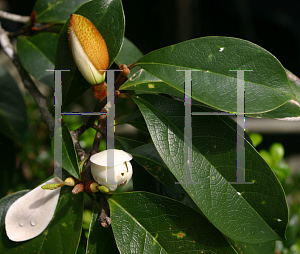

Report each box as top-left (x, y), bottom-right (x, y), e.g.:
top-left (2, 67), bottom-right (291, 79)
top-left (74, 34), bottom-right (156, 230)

top-left (0, 0), bottom-right (300, 253)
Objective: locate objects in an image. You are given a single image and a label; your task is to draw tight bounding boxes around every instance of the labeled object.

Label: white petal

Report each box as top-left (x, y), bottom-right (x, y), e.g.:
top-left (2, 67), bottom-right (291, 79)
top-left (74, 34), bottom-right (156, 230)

top-left (90, 149), bottom-right (133, 167)
top-left (5, 177), bottom-right (62, 242)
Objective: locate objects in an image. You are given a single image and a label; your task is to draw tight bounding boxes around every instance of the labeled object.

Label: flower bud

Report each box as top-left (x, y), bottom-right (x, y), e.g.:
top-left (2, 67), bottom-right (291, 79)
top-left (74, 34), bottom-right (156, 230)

top-left (90, 149), bottom-right (133, 192)
top-left (68, 14), bottom-right (109, 85)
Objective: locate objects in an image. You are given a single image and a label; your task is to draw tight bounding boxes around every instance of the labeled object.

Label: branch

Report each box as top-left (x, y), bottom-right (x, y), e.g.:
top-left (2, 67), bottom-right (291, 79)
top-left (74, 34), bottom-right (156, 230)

top-left (0, 10), bottom-right (30, 23)
top-left (0, 24), bottom-right (55, 139)
top-left (71, 98), bottom-right (107, 137)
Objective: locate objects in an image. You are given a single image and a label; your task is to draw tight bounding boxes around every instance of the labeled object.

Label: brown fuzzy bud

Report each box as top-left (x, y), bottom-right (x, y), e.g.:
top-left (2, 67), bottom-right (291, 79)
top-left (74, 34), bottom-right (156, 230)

top-left (72, 183), bottom-right (84, 194)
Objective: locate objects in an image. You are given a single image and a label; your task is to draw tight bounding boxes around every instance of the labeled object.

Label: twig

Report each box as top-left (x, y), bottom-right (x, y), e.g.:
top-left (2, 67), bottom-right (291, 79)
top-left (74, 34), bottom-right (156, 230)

top-left (98, 193), bottom-right (112, 228)
top-left (127, 63), bottom-right (137, 70)
top-left (87, 193), bottom-right (112, 228)
top-left (70, 131), bottom-right (88, 161)
top-left (91, 125), bottom-right (106, 135)
top-left (91, 113), bottom-right (106, 156)
top-left (0, 10), bottom-right (30, 23)
top-left (0, 24), bottom-right (55, 139)
top-left (115, 64), bottom-right (130, 91)
top-left (9, 23), bottom-right (55, 37)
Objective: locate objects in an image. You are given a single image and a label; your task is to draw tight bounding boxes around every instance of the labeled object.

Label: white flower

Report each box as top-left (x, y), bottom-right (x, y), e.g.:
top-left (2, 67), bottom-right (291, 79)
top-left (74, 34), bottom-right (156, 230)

top-left (90, 149), bottom-right (133, 192)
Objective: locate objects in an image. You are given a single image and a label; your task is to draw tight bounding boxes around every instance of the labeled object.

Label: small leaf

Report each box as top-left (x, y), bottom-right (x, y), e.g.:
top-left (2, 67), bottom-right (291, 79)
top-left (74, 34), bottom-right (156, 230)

top-left (269, 143), bottom-right (285, 164)
top-left (0, 65), bottom-right (27, 144)
top-left (135, 37), bottom-right (295, 114)
top-left (52, 124), bottom-right (80, 179)
top-left (34, 0), bottom-right (90, 23)
top-left (108, 192), bottom-right (237, 254)
top-left (249, 133), bottom-right (263, 147)
top-left (17, 33), bottom-right (58, 87)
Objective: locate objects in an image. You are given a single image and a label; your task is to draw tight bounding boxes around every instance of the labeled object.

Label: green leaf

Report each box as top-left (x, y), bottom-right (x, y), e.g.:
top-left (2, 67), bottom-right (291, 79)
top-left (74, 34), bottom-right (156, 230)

top-left (135, 37), bottom-right (295, 114)
top-left (228, 238), bottom-right (275, 254)
top-left (269, 143), bottom-right (285, 163)
top-left (0, 65), bottom-right (27, 144)
top-left (86, 206), bottom-right (119, 254)
top-left (55, 0), bottom-right (125, 110)
top-left (248, 68), bottom-right (300, 119)
top-left (250, 69), bottom-right (300, 120)
top-left (121, 69), bottom-right (183, 99)
top-left (0, 185), bottom-right (83, 254)
top-left (108, 192), bottom-right (237, 253)
top-left (115, 37), bottom-right (143, 77)
top-left (115, 135), bottom-right (145, 151)
top-left (249, 133), bottom-right (263, 147)
top-left (0, 190), bottom-right (30, 229)
top-left (34, 0), bottom-right (90, 23)
top-left (286, 69), bottom-right (300, 103)
top-left (248, 101), bottom-right (300, 119)
top-left (130, 143), bottom-right (186, 194)
top-left (117, 110), bottom-right (148, 132)
top-left (17, 32), bottom-right (58, 88)
top-left (52, 124), bottom-right (80, 179)
top-left (133, 94), bottom-right (288, 244)
top-left (61, 125), bottom-right (80, 179)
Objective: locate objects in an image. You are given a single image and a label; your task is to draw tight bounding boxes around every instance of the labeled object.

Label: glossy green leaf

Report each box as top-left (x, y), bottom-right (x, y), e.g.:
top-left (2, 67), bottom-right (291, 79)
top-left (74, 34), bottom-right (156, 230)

top-left (34, 0), bottom-right (89, 23)
top-left (55, 0), bottom-right (125, 109)
top-left (135, 37), bottom-right (295, 114)
top-left (115, 37), bottom-right (143, 77)
top-left (130, 143), bottom-right (186, 194)
top-left (86, 206), bottom-right (119, 254)
top-left (286, 69), bottom-right (300, 103)
top-left (251, 69), bottom-right (300, 120)
top-left (52, 124), bottom-right (80, 179)
top-left (121, 69), bottom-right (183, 99)
top-left (61, 125), bottom-right (80, 179)
top-left (115, 135), bottom-right (144, 151)
top-left (229, 238), bottom-right (275, 254)
top-left (17, 33), bottom-right (58, 87)
top-left (108, 192), bottom-right (237, 254)
top-left (133, 94), bottom-right (288, 244)
top-left (0, 185), bottom-right (83, 254)
top-left (0, 190), bottom-right (30, 229)
top-left (0, 65), bottom-right (27, 144)
top-left (247, 101), bottom-right (300, 119)
top-left (117, 110), bottom-right (148, 132)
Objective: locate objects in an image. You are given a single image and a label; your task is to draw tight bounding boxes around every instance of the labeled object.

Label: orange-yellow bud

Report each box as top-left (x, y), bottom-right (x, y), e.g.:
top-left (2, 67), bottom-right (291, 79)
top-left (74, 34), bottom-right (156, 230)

top-left (68, 14), bottom-right (109, 85)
